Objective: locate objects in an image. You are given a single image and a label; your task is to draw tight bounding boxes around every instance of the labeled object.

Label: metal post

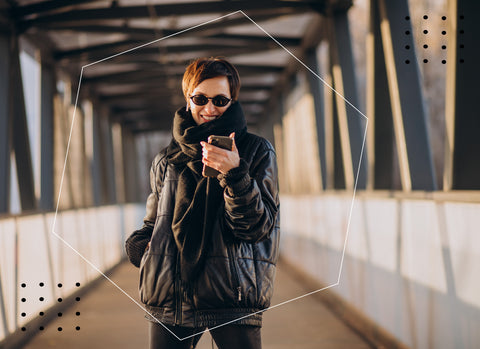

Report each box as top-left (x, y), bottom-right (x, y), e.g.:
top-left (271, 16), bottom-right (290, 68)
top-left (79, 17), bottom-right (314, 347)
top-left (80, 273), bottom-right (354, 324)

top-left (91, 105), bottom-right (105, 205)
top-left (306, 48), bottom-right (327, 190)
top-left (328, 12), bottom-right (367, 190)
top-left (367, 0), bottom-right (399, 190)
top-left (121, 127), bottom-right (137, 203)
top-left (0, 33), bottom-right (10, 213)
top-left (9, 33), bottom-right (36, 210)
top-left (39, 60), bottom-right (55, 210)
top-left (103, 110), bottom-right (117, 204)
top-left (377, 0), bottom-right (437, 191)
top-left (445, 0), bottom-right (480, 189)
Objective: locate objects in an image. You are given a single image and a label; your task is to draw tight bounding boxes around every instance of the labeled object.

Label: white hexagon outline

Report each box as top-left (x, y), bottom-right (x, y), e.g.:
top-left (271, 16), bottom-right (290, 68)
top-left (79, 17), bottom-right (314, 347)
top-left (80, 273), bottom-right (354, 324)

top-left (51, 10), bottom-right (369, 341)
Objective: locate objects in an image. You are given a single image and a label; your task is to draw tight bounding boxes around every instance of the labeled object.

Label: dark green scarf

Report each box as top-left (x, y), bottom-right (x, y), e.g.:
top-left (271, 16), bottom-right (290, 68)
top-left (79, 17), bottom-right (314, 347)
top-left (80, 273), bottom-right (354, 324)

top-left (170, 102), bottom-right (247, 283)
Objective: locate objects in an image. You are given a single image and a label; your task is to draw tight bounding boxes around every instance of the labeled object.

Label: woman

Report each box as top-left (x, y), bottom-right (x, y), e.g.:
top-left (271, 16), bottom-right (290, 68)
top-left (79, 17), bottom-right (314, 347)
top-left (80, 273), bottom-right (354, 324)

top-left (125, 57), bottom-right (280, 349)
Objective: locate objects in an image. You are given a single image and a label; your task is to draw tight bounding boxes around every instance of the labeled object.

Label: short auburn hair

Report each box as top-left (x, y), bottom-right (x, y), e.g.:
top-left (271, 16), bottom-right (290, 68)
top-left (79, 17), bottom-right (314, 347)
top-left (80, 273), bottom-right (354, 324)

top-left (182, 57), bottom-right (241, 103)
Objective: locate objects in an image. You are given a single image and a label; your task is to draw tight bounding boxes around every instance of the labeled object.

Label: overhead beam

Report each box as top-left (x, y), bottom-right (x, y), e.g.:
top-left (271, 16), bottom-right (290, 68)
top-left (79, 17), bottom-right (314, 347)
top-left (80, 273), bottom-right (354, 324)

top-left (21, 1), bottom-right (320, 28)
top-left (11, 0), bottom-right (101, 18)
top-left (26, 11), bottom-right (294, 36)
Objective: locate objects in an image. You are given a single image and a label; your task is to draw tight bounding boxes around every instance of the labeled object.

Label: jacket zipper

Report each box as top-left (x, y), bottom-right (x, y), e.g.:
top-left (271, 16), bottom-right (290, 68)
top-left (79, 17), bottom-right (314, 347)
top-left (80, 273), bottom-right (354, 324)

top-left (174, 252), bottom-right (182, 325)
top-left (227, 245), bottom-right (242, 303)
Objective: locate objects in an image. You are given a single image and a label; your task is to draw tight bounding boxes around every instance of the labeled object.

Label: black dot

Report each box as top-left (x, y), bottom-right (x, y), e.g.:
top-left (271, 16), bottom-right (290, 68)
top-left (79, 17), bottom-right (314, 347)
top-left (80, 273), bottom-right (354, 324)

top-left (459, 30), bottom-right (464, 34)
top-left (460, 44), bottom-right (464, 49)
top-left (39, 312), bottom-right (44, 316)
top-left (442, 45), bottom-right (447, 49)
top-left (39, 326), bottom-right (44, 331)
top-left (460, 59), bottom-right (464, 63)
top-left (21, 298), bottom-right (26, 302)
top-left (58, 313), bottom-right (63, 317)
top-left (442, 16), bottom-right (447, 20)
top-left (423, 59), bottom-right (428, 63)
top-left (76, 282), bottom-right (81, 287)
top-left (459, 15), bottom-right (464, 20)
top-left (21, 283), bottom-right (26, 288)
top-left (58, 298), bottom-right (63, 303)
top-left (423, 44), bottom-right (428, 49)
top-left (405, 16), bottom-right (410, 20)
top-left (57, 283), bottom-right (63, 288)
top-left (39, 297), bottom-right (44, 302)
top-left (58, 327), bottom-right (63, 332)
top-left (405, 60), bottom-right (410, 64)
top-left (423, 15), bottom-right (428, 20)
top-left (76, 326), bottom-right (81, 331)
top-left (39, 282), bottom-right (44, 287)
top-left (76, 312), bottom-right (81, 316)
top-left (21, 327), bottom-right (26, 332)
top-left (405, 45), bottom-right (410, 49)
top-left (423, 30), bottom-right (428, 34)
top-left (442, 60), bottom-right (446, 64)
top-left (75, 297), bottom-right (81, 302)
top-left (21, 312), bottom-right (26, 317)
top-left (405, 30), bottom-right (410, 35)
top-left (442, 31), bottom-right (447, 35)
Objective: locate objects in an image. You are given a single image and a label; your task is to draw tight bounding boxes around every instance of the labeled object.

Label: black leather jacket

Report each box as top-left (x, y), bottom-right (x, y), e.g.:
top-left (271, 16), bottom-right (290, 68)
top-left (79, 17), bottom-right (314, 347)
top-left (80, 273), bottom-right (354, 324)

top-left (125, 132), bottom-right (280, 328)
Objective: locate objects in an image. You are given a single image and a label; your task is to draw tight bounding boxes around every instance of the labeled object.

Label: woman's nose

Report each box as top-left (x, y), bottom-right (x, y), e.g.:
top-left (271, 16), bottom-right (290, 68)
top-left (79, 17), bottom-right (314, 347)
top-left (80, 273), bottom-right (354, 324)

top-left (204, 101), bottom-right (216, 113)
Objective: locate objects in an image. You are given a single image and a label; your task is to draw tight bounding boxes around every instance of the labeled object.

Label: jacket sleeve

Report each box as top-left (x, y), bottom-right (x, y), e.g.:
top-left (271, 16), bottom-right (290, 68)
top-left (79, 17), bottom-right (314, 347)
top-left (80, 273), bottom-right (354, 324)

top-left (125, 155), bottom-right (162, 267)
top-left (218, 142), bottom-right (279, 243)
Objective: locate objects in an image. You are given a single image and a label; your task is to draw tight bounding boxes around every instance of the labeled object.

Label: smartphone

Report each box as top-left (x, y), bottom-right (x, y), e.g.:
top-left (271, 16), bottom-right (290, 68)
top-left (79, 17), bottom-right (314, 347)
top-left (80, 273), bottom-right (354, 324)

top-left (202, 135), bottom-right (233, 177)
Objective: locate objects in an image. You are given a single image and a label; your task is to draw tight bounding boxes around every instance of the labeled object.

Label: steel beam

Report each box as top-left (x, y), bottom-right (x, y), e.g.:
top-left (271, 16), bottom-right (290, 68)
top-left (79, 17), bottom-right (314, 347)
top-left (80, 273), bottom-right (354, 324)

top-left (329, 12), bottom-right (367, 190)
top-left (102, 110), bottom-right (117, 204)
top-left (9, 34), bottom-right (36, 210)
top-left (366, 0), bottom-right (399, 190)
top-left (91, 105), bottom-right (106, 206)
top-left (0, 33), bottom-right (10, 213)
top-left (306, 48), bottom-right (327, 190)
top-left (12, 0), bottom-right (100, 18)
top-left (39, 61), bottom-right (55, 210)
top-left (377, 0), bottom-right (437, 191)
top-left (21, 1), bottom-right (316, 26)
top-left (121, 128), bottom-right (139, 203)
top-left (445, 0), bottom-right (480, 189)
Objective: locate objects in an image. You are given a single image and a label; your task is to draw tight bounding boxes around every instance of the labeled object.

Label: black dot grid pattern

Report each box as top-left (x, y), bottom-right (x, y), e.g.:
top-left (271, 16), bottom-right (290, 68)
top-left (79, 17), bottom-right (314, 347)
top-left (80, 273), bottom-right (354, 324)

top-left (19, 282), bottom-right (82, 332)
top-left (403, 14), bottom-right (456, 65)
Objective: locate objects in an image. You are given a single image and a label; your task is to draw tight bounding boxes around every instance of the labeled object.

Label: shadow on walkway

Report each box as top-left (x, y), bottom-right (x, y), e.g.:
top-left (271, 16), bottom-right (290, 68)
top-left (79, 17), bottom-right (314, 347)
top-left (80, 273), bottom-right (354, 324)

top-left (23, 260), bottom-right (371, 349)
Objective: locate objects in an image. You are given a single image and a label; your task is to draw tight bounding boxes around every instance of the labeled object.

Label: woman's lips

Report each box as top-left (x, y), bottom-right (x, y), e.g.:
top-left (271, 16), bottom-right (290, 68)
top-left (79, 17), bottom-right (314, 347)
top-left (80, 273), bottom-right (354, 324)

top-left (202, 114), bottom-right (218, 121)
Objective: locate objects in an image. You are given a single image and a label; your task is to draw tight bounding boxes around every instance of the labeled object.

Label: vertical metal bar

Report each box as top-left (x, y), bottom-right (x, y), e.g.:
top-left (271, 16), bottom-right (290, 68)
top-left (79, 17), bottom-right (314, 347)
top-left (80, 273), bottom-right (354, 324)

top-left (101, 108), bottom-right (117, 204)
top-left (306, 48), bottom-right (327, 190)
top-left (121, 127), bottom-right (137, 203)
top-left (91, 106), bottom-right (105, 205)
top-left (367, 0), bottom-right (398, 190)
top-left (39, 61), bottom-right (55, 210)
top-left (378, 0), bottom-right (437, 191)
top-left (9, 34), bottom-right (36, 210)
top-left (446, 0), bottom-right (480, 189)
top-left (0, 33), bottom-right (10, 213)
top-left (329, 12), bottom-right (368, 190)
top-left (0, 258), bottom-right (9, 337)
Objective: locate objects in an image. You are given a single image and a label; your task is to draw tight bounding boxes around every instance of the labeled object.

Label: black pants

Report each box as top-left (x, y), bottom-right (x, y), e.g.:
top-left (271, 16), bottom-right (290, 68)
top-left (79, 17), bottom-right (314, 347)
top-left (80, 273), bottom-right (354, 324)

top-left (148, 321), bottom-right (262, 349)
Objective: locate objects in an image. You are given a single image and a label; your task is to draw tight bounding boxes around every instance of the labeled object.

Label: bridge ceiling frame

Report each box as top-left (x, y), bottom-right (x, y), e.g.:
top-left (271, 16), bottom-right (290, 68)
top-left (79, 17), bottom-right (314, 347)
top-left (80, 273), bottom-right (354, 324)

top-left (3, 0), bottom-right (353, 134)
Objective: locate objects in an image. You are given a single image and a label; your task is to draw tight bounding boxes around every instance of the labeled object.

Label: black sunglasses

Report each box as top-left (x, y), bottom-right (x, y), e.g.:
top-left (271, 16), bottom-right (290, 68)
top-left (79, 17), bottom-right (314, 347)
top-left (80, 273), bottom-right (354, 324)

top-left (190, 95), bottom-right (232, 107)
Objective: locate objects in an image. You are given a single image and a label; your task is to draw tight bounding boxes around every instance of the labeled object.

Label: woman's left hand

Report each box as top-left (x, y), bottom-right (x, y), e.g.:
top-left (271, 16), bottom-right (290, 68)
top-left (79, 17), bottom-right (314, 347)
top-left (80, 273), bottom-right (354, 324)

top-left (201, 132), bottom-right (240, 174)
